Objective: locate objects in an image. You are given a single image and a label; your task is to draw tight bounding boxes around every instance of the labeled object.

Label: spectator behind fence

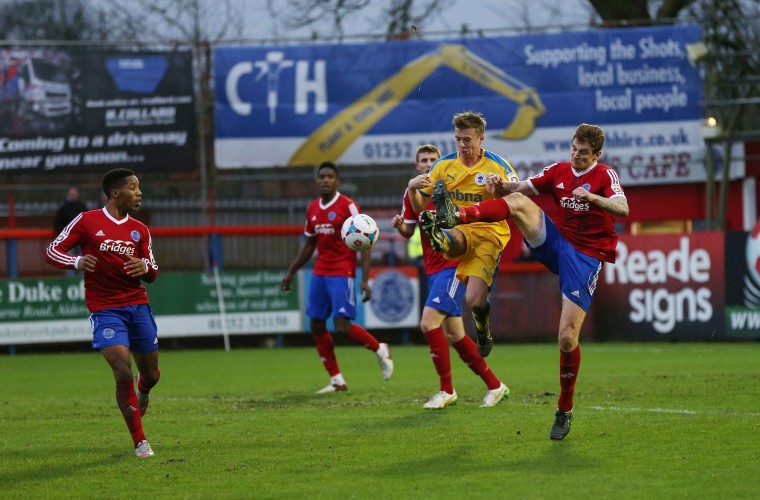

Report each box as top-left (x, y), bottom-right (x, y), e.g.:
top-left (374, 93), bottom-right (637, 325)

top-left (54, 186), bottom-right (88, 234)
top-left (54, 186), bottom-right (88, 276)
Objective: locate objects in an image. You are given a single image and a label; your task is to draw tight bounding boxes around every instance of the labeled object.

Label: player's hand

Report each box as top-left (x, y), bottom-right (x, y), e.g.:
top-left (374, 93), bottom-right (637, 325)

top-left (360, 281), bottom-right (371, 302)
top-left (123, 258), bottom-right (147, 277)
top-left (572, 186), bottom-right (593, 202)
top-left (280, 274), bottom-right (292, 293)
top-left (408, 174), bottom-right (430, 189)
top-left (485, 174), bottom-right (507, 196)
top-left (78, 254), bottom-right (97, 272)
top-left (391, 214), bottom-right (403, 228)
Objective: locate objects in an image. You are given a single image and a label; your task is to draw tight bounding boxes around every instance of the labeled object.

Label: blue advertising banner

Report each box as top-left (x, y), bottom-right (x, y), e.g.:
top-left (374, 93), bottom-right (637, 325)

top-left (214, 24), bottom-right (727, 185)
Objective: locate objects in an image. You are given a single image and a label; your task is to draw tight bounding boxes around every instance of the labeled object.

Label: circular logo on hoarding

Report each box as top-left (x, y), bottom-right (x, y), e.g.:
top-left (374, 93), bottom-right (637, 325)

top-left (742, 221), bottom-right (760, 308)
top-left (370, 270), bottom-right (414, 323)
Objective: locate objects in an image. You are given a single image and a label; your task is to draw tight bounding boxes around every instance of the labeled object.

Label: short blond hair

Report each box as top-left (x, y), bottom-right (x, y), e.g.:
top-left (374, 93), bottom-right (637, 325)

top-left (453, 111), bottom-right (486, 135)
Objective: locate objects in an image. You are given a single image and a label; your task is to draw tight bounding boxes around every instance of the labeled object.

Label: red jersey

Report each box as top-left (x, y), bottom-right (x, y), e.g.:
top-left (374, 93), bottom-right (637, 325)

top-left (304, 192), bottom-right (360, 277)
top-left (45, 208), bottom-right (159, 312)
top-left (528, 161), bottom-right (625, 263)
top-left (401, 189), bottom-right (458, 275)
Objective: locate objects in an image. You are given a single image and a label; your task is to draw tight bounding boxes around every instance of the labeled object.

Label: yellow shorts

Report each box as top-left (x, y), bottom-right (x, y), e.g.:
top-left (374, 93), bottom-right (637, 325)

top-left (444, 223), bottom-right (509, 287)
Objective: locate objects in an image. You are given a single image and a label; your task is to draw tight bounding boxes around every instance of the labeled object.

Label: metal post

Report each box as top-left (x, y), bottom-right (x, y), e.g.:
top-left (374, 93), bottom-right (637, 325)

top-left (717, 138), bottom-right (734, 230)
top-left (704, 139), bottom-right (715, 229)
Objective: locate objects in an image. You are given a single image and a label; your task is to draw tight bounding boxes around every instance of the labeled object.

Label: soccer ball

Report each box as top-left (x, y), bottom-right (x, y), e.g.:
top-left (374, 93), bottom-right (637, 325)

top-left (342, 214), bottom-right (379, 251)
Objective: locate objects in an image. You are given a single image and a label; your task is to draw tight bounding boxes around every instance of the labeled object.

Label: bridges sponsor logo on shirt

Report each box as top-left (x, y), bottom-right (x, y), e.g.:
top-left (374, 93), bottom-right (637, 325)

top-left (99, 239), bottom-right (136, 256)
top-left (314, 224), bottom-right (336, 235)
top-left (559, 196), bottom-right (590, 211)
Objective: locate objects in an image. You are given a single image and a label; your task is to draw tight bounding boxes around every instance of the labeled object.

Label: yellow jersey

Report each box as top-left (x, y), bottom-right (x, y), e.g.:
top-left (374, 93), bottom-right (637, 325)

top-left (421, 149), bottom-right (519, 243)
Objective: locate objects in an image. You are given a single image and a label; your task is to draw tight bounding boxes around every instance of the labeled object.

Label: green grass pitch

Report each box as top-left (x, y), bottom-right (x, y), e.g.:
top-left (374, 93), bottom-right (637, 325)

top-left (2, 342), bottom-right (759, 499)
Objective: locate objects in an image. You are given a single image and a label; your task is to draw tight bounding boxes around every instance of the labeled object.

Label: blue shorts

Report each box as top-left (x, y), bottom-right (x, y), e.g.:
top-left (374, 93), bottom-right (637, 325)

top-left (307, 275), bottom-right (356, 320)
top-left (425, 267), bottom-right (466, 317)
top-left (525, 215), bottom-right (603, 312)
top-left (89, 304), bottom-right (158, 352)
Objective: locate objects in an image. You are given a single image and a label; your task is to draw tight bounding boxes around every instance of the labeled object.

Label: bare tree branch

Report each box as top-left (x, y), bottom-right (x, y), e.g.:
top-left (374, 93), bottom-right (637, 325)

top-left (283, 0), bottom-right (371, 41)
top-left (383, 0), bottom-right (453, 38)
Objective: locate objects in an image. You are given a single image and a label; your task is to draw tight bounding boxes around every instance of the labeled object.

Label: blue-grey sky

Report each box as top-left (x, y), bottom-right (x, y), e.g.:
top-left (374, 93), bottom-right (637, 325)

top-left (244, 0), bottom-right (599, 41)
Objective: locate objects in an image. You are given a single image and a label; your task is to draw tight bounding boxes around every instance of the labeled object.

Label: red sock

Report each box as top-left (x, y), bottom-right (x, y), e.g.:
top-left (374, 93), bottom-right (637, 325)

top-left (460, 198), bottom-right (510, 223)
top-left (558, 345), bottom-right (581, 412)
top-left (115, 379), bottom-right (145, 447)
top-left (347, 323), bottom-right (381, 351)
top-left (424, 328), bottom-right (453, 394)
top-left (313, 331), bottom-right (341, 377)
top-left (137, 368), bottom-right (160, 394)
top-left (452, 336), bottom-right (500, 390)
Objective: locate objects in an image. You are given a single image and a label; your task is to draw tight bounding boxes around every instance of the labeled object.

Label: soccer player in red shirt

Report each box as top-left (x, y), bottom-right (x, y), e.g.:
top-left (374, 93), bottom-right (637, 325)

top-left (45, 168), bottom-right (161, 457)
top-left (280, 161), bottom-right (393, 393)
top-left (392, 145), bottom-right (509, 409)
top-left (433, 123), bottom-right (629, 439)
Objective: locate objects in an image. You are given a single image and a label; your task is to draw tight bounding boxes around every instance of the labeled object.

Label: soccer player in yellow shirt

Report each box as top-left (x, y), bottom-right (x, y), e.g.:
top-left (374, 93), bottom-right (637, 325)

top-left (407, 111), bottom-right (519, 357)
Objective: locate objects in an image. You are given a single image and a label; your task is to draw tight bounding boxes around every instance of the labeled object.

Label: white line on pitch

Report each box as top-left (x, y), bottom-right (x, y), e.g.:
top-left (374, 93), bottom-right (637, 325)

top-left (588, 406), bottom-right (760, 416)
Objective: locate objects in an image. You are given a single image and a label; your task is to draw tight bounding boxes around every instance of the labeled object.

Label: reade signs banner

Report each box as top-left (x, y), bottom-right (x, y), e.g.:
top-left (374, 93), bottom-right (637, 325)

top-left (595, 232), bottom-right (726, 339)
top-left (0, 48), bottom-right (196, 173)
top-left (214, 24), bottom-right (742, 186)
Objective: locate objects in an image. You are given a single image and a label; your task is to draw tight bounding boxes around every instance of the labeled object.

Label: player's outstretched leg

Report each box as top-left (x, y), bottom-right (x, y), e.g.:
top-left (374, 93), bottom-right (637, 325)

top-left (550, 409), bottom-right (573, 440)
top-left (420, 211), bottom-right (450, 253)
top-left (432, 179), bottom-right (460, 229)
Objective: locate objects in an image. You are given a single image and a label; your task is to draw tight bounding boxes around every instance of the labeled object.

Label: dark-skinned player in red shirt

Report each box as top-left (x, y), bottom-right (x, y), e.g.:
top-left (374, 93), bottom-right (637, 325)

top-left (46, 168), bottom-right (160, 458)
top-left (281, 161), bottom-right (393, 394)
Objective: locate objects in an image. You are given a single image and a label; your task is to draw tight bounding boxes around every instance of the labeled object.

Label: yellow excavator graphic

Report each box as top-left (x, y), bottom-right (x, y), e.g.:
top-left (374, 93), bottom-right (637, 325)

top-left (288, 44), bottom-right (545, 166)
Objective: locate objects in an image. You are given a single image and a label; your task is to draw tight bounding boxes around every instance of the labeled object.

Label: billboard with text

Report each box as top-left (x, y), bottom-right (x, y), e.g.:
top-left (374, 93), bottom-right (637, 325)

top-left (0, 47), bottom-right (196, 173)
top-left (213, 24), bottom-right (738, 186)
top-left (595, 232), bottom-right (725, 339)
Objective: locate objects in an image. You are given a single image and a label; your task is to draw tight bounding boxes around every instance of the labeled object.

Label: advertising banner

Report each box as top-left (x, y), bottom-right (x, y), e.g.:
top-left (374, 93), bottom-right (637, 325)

top-left (0, 270), bottom-right (300, 345)
top-left (595, 232), bottom-right (725, 339)
top-left (724, 224), bottom-right (760, 339)
top-left (0, 47), bottom-right (196, 173)
top-left (147, 270), bottom-right (301, 337)
top-left (214, 24), bottom-right (738, 186)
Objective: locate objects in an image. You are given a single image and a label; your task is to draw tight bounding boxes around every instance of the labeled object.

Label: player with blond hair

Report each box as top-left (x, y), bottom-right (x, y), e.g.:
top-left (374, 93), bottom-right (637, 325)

top-left (407, 111), bottom-right (519, 358)
top-left (393, 144), bottom-right (509, 409)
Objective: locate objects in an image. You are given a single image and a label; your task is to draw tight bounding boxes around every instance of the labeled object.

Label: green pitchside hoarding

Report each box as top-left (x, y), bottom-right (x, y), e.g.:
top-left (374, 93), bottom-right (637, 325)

top-left (0, 270), bottom-right (301, 345)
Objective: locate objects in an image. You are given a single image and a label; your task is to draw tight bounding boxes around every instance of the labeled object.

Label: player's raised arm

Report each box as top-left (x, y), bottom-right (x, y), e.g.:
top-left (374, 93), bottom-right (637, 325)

top-left (407, 173), bottom-right (431, 213)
